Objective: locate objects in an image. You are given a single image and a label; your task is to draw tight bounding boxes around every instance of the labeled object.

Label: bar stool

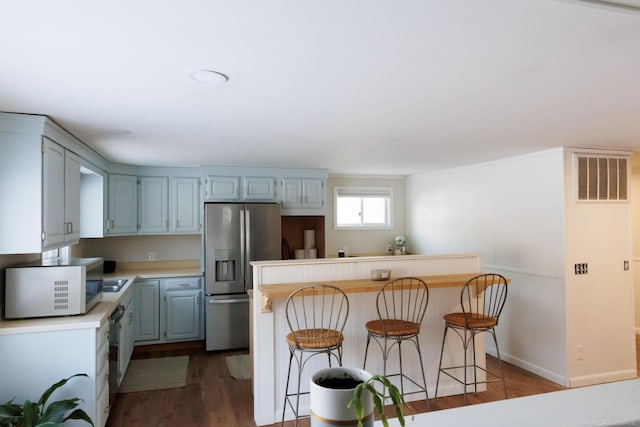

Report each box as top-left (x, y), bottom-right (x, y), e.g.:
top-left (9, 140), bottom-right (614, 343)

top-left (435, 273), bottom-right (508, 404)
top-left (362, 277), bottom-right (430, 407)
top-left (281, 284), bottom-right (349, 426)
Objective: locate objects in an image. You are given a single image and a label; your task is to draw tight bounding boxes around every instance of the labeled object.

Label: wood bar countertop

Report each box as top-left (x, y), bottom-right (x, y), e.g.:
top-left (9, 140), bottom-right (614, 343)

top-left (258, 273), bottom-right (509, 312)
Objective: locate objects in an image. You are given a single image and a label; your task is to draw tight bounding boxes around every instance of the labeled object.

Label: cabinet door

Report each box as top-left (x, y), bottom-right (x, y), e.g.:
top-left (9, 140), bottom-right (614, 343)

top-left (119, 297), bottom-right (135, 383)
top-left (171, 177), bottom-right (200, 233)
top-left (205, 175), bottom-right (240, 201)
top-left (64, 150), bottom-right (81, 243)
top-left (134, 280), bottom-right (160, 342)
top-left (107, 174), bottom-right (138, 235)
top-left (164, 289), bottom-right (202, 341)
top-left (281, 178), bottom-right (303, 209)
top-left (139, 176), bottom-right (169, 234)
top-left (244, 176), bottom-right (276, 200)
top-left (302, 178), bottom-right (324, 209)
top-left (42, 138), bottom-right (65, 249)
top-left (281, 177), bottom-right (325, 214)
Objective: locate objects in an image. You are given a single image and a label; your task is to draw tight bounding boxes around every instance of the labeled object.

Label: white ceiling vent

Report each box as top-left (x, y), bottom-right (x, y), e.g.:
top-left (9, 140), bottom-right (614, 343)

top-left (575, 154), bottom-right (628, 201)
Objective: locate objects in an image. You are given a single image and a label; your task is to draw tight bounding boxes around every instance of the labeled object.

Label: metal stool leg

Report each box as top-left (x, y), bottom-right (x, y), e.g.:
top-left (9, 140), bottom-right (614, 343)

top-left (413, 336), bottom-right (431, 409)
top-left (363, 334), bottom-right (372, 369)
top-left (435, 323), bottom-right (449, 399)
top-left (471, 331), bottom-right (478, 395)
top-left (282, 349), bottom-right (295, 426)
top-left (491, 328), bottom-right (508, 399)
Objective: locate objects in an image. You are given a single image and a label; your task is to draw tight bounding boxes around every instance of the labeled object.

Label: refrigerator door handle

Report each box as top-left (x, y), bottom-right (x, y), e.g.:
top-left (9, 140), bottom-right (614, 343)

top-left (245, 208), bottom-right (252, 289)
top-left (240, 209), bottom-right (246, 286)
top-left (208, 298), bottom-right (248, 304)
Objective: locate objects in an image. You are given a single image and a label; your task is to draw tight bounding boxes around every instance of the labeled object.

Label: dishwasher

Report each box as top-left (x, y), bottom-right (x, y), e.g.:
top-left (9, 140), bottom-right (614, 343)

top-left (108, 303), bottom-right (125, 407)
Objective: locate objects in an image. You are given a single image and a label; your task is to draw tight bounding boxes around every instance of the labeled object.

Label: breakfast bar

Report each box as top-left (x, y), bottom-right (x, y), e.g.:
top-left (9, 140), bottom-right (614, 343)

top-left (251, 253), bottom-right (495, 426)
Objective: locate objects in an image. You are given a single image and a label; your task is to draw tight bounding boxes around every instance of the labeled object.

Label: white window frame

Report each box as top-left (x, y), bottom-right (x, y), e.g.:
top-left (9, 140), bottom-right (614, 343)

top-left (333, 186), bottom-right (393, 230)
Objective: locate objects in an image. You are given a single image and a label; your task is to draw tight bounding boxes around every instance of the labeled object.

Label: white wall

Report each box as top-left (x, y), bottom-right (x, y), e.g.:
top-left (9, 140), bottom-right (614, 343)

top-left (563, 150), bottom-right (636, 386)
top-left (325, 175), bottom-right (406, 257)
top-left (406, 149), bottom-right (569, 385)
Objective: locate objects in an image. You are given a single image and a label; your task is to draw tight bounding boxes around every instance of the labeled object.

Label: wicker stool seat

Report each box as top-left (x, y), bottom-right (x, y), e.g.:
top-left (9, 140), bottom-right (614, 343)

top-left (443, 313), bottom-right (498, 329)
top-left (285, 328), bottom-right (344, 349)
top-left (365, 319), bottom-right (420, 337)
top-left (362, 277), bottom-right (431, 408)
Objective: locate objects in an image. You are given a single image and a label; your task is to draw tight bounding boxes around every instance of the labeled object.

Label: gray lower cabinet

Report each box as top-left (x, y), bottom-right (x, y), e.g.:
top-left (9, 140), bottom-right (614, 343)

top-left (134, 276), bottom-right (203, 345)
top-left (133, 279), bottom-right (161, 342)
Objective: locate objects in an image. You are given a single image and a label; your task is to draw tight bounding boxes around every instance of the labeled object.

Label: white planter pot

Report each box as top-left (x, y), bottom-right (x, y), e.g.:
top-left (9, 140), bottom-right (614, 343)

top-left (310, 367), bottom-right (374, 427)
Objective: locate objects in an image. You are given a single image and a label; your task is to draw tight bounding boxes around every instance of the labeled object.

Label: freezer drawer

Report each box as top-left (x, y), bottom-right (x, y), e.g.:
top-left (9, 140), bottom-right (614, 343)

top-left (205, 294), bottom-right (249, 351)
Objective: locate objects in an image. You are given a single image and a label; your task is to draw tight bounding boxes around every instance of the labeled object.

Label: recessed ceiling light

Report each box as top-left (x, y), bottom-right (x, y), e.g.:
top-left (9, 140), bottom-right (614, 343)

top-left (188, 69), bottom-right (229, 84)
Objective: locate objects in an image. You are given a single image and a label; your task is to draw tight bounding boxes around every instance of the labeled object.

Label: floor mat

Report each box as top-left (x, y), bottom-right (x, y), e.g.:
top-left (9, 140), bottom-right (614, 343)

top-left (226, 354), bottom-right (251, 380)
top-left (118, 356), bottom-right (189, 393)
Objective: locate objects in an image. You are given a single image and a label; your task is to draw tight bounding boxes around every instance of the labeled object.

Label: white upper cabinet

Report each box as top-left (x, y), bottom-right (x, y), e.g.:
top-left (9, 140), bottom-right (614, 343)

top-left (171, 177), bottom-right (200, 233)
top-left (42, 138), bottom-right (82, 249)
top-left (107, 174), bottom-right (138, 235)
top-left (244, 176), bottom-right (276, 200)
top-left (281, 177), bottom-right (325, 215)
top-left (201, 166), bottom-right (327, 214)
top-left (0, 114), bottom-right (104, 254)
top-left (42, 138), bottom-right (66, 249)
top-left (205, 175), bottom-right (240, 201)
top-left (139, 176), bottom-right (169, 234)
top-left (107, 173), bottom-right (201, 236)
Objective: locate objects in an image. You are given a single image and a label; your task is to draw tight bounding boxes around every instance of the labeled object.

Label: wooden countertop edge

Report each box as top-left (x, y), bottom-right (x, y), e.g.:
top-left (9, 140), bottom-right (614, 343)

top-left (258, 273), bottom-right (510, 312)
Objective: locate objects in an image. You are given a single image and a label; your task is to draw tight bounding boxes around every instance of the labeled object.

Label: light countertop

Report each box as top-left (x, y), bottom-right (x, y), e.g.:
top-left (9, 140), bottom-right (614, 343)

top-left (0, 261), bottom-right (202, 336)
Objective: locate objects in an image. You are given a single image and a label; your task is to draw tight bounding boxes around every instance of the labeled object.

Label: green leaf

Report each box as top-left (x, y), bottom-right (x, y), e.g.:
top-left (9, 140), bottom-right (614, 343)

top-left (21, 400), bottom-right (39, 427)
top-left (63, 408), bottom-right (95, 427)
top-left (40, 399), bottom-right (82, 424)
top-left (37, 374), bottom-right (88, 409)
top-left (0, 401), bottom-right (23, 421)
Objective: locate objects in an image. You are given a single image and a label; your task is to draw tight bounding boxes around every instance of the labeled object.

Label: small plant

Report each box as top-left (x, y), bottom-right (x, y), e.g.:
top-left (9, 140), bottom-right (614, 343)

top-left (0, 373), bottom-right (94, 427)
top-left (348, 374), bottom-right (405, 427)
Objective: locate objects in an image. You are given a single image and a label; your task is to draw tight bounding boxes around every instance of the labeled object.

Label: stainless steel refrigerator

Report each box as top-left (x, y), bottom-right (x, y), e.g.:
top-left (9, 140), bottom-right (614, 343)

top-left (204, 202), bottom-right (281, 351)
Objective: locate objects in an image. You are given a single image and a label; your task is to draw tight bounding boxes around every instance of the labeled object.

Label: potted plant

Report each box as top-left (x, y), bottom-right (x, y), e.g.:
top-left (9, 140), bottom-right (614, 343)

top-left (0, 373), bottom-right (94, 427)
top-left (310, 367), bottom-right (405, 427)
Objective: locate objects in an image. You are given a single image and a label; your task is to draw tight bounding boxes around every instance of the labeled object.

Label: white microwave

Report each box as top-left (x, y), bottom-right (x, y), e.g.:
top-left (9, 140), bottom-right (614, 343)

top-left (5, 257), bottom-right (103, 319)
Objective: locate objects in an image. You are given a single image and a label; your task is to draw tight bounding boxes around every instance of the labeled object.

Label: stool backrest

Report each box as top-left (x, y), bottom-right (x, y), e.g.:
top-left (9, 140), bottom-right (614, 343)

top-left (285, 284), bottom-right (349, 344)
top-left (376, 277), bottom-right (429, 325)
top-left (461, 273), bottom-right (508, 324)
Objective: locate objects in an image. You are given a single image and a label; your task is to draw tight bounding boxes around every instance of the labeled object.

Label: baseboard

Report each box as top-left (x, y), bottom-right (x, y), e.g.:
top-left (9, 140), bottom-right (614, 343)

top-left (488, 348), bottom-right (567, 386)
top-left (568, 369), bottom-right (637, 388)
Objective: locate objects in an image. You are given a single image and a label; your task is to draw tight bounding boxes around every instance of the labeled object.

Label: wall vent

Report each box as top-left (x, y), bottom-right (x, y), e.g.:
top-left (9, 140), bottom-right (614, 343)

top-left (575, 154), bottom-right (628, 201)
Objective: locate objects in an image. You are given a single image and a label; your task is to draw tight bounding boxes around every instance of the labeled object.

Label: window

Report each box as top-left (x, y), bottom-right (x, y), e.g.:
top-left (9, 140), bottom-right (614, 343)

top-left (334, 187), bottom-right (392, 229)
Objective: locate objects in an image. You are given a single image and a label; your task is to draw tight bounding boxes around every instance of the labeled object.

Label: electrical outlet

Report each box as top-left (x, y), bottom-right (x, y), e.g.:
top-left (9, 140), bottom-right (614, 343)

top-left (576, 345), bottom-right (584, 361)
top-left (386, 244), bottom-right (393, 253)
top-left (148, 251), bottom-right (156, 261)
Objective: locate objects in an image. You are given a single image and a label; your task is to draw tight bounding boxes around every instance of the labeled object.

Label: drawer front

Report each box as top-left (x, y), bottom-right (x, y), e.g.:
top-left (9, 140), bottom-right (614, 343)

top-left (164, 277), bottom-right (201, 291)
top-left (96, 321), bottom-right (109, 352)
top-left (96, 353), bottom-right (109, 397)
top-left (96, 381), bottom-right (110, 427)
top-left (96, 330), bottom-right (109, 370)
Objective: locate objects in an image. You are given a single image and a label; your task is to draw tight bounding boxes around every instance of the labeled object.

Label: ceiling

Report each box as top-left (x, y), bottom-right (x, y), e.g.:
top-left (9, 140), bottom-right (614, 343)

top-left (2, 0), bottom-right (640, 175)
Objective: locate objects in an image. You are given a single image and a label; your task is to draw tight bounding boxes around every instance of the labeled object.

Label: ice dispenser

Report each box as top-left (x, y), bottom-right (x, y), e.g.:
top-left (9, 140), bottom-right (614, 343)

top-left (215, 249), bottom-right (235, 282)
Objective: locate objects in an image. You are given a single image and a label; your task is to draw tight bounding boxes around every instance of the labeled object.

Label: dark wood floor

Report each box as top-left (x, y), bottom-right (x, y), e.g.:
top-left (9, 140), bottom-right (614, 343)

top-left (106, 336), bottom-right (640, 427)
